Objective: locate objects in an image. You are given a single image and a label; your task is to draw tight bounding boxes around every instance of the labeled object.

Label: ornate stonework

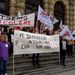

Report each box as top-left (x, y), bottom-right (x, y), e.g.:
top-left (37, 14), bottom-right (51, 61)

top-left (9, 0), bottom-right (75, 30)
top-left (10, 0), bottom-right (25, 16)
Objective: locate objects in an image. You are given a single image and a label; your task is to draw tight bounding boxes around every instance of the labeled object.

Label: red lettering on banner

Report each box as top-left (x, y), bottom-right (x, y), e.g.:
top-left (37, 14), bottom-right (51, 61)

top-left (9, 21), bottom-right (15, 25)
top-left (18, 20), bottom-right (23, 25)
top-left (0, 20), bottom-right (32, 26)
top-left (24, 20), bottom-right (31, 25)
top-left (3, 21), bottom-right (6, 24)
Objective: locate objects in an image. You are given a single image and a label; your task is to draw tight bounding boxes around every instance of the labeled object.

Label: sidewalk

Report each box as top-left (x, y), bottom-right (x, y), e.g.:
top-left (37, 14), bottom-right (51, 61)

top-left (54, 70), bottom-right (75, 75)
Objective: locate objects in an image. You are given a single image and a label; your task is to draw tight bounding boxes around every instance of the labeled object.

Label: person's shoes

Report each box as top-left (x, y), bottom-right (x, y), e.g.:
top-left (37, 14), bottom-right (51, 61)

top-left (63, 64), bottom-right (66, 66)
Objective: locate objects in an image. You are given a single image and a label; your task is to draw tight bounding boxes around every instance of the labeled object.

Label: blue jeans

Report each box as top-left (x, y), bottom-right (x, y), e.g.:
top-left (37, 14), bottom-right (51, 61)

top-left (0, 57), bottom-right (7, 75)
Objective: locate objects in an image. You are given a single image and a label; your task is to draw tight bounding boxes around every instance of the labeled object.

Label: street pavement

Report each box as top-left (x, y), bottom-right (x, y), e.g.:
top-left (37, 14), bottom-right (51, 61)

top-left (54, 70), bottom-right (75, 75)
top-left (23, 70), bottom-right (75, 75)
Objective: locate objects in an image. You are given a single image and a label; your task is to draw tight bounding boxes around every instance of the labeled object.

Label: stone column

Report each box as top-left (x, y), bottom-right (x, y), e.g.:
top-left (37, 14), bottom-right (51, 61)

top-left (44, 0), bottom-right (49, 14)
top-left (9, 0), bottom-right (16, 16)
top-left (73, 1), bottom-right (75, 30)
top-left (15, 0), bottom-right (25, 15)
top-left (69, 0), bottom-right (74, 31)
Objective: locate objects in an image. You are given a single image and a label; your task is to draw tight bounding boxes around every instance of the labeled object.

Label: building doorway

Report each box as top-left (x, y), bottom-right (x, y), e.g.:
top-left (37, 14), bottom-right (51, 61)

top-left (0, 0), bottom-right (9, 33)
top-left (54, 1), bottom-right (66, 31)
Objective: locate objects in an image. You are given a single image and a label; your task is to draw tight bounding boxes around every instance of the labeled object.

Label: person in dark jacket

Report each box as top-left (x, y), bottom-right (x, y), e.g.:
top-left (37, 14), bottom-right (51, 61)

top-left (8, 28), bottom-right (14, 56)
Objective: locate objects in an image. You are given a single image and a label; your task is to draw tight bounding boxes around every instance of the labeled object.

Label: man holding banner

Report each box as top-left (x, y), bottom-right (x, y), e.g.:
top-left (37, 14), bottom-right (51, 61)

top-left (61, 38), bottom-right (67, 66)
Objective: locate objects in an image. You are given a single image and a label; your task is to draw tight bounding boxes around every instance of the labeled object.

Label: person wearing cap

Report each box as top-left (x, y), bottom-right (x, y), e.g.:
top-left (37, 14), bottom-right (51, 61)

top-left (0, 32), bottom-right (11, 75)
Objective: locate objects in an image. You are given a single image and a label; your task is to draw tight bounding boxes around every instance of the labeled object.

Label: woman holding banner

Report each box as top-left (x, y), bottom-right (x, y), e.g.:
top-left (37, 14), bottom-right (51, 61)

top-left (0, 32), bottom-right (11, 75)
top-left (31, 28), bottom-right (40, 67)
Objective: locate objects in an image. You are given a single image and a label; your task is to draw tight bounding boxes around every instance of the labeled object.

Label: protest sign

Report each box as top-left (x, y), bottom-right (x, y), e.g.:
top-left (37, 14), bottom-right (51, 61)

top-left (0, 13), bottom-right (35, 27)
top-left (14, 30), bottom-right (59, 55)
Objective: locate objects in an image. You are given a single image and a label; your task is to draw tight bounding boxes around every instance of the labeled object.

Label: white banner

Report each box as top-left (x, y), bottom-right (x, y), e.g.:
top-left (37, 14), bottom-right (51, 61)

top-left (14, 30), bottom-right (59, 55)
top-left (37, 6), bottom-right (53, 30)
top-left (60, 26), bottom-right (73, 40)
top-left (50, 15), bottom-right (58, 24)
top-left (0, 13), bottom-right (35, 27)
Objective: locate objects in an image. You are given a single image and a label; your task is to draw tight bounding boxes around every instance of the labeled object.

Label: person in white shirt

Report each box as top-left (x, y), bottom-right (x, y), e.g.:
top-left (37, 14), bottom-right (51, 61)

top-left (61, 39), bottom-right (67, 66)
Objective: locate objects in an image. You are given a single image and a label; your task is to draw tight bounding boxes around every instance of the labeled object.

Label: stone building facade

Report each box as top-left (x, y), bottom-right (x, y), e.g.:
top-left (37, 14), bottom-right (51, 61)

top-left (0, 0), bottom-right (75, 31)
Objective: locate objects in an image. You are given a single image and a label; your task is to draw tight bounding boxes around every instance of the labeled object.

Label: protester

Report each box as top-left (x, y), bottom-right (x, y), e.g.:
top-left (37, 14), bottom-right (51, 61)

top-left (14, 26), bottom-right (22, 31)
top-left (61, 38), bottom-right (67, 66)
top-left (8, 28), bottom-right (14, 56)
top-left (32, 53), bottom-right (40, 66)
top-left (0, 32), bottom-right (11, 75)
top-left (59, 36), bottom-right (63, 65)
top-left (22, 27), bottom-right (31, 57)
top-left (22, 27), bottom-right (27, 31)
top-left (41, 27), bottom-right (51, 35)
top-left (30, 28), bottom-right (40, 67)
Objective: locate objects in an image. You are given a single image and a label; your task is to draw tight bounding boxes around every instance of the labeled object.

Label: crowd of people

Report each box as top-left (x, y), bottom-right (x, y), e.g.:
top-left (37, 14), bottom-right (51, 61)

top-left (0, 22), bottom-right (75, 74)
top-left (0, 25), bottom-right (52, 75)
top-left (60, 36), bottom-right (75, 66)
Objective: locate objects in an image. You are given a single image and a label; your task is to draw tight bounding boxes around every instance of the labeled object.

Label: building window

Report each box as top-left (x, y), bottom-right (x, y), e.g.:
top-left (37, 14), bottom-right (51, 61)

top-left (0, 2), bottom-right (5, 10)
top-left (54, 1), bottom-right (66, 24)
top-left (0, 0), bottom-right (9, 15)
top-left (25, 0), bottom-right (44, 14)
top-left (54, 1), bottom-right (66, 31)
top-left (25, 0), bottom-right (44, 29)
top-left (0, 0), bottom-right (10, 33)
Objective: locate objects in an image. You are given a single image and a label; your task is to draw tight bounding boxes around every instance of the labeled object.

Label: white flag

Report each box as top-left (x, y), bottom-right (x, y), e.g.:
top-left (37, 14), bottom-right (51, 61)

top-left (59, 20), bottom-right (64, 30)
top-left (17, 11), bottom-right (21, 17)
top-left (72, 30), bottom-right (75, 35)
top-left (50, 15), bottom-right (59, 24)
top-left (60, 26), bottom-right (73, 40)
top-left (37, 6), bottom-right (53, 30)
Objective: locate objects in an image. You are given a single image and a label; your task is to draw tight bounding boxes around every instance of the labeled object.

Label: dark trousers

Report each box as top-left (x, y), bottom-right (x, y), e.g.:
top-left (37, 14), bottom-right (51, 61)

top-left (32, 54), bottom-right (39, 65)
top-left (9, 43), bottom-right (13, 56)
top-left (62, 50), bottom-right (66, 65)
top-left (60, 50), bottom-right (63, 64)
top-left (0, 58), bottom-right (7, 75)
top-left (67, 45), bottom-right (73, 56)
top-left (60, 50), bottom-right (66, 65)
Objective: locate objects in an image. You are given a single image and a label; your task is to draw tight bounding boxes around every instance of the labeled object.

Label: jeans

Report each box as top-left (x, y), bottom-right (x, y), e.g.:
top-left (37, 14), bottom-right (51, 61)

top-left (0, 57), bottom-right (7, 75)
top-left (32, 54), bottom-right (39, 64)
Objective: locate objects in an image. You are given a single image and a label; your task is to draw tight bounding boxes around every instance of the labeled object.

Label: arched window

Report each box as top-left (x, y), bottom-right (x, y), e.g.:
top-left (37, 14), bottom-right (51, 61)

top-left (25, 0), bottom-right (44, 29)
top-left (54, 1), bottom-right (66, 24)
top-left (53, 1), bottom-right (66, 31)
top-left (25, 0), bottom-right (44, 14)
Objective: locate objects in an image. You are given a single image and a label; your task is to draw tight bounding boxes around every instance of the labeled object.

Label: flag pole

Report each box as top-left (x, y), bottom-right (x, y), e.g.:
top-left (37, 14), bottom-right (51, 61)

top-left (59, 39), bottom-right (61, 67)
top-left (13, 47), bottom-right (14, 75)
top-left (13, 32), bottom-right (15, 75)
